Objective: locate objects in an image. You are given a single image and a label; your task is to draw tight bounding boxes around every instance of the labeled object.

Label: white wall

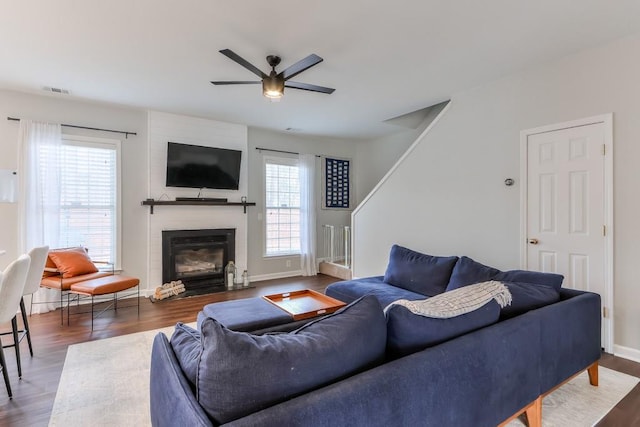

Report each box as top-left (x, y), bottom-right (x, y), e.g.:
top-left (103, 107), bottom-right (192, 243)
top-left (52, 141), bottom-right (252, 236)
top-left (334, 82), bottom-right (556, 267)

top-left (247, 128), bottom-right (357, 279)
top-left (352, 33), bottom-right (640, 353)
top-left (355, 102), bottom-right (449, 202)
top-left (0, 90), bottom-right (148, 285)
top-left (355, 130), bottom-right (415, 203)
top-left (146, 111), bottom-right (248, 289)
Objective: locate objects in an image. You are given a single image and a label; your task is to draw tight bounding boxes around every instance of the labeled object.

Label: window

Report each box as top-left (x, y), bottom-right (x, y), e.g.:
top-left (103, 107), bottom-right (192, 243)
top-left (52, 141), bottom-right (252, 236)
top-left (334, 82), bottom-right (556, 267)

top-left (42, 135), bottom-right (121, 266)
top-left (264, 156), bottom-right (300, 256)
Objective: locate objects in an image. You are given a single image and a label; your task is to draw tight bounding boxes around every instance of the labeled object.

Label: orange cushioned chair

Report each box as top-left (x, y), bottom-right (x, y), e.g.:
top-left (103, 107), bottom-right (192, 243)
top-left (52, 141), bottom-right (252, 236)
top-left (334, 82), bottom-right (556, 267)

top-left (40, 247), bottom-right (113, 325)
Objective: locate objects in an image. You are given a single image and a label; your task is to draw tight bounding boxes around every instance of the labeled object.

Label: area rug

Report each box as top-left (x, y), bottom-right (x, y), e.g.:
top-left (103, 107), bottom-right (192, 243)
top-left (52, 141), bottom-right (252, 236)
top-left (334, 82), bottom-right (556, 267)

top-left (48, 325), bottom-right (180, 427)
top-left (49, 326), bottom-right (638, 427)
top-left (507, 367), bottom-right (638, 426)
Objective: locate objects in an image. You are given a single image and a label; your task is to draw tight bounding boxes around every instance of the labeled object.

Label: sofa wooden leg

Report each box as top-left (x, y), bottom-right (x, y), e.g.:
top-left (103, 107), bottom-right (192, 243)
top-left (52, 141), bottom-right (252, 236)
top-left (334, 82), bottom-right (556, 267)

top-left (587, 361), bottom-right (599, 386)
top-left (523, 396), bottom-right (542, 427)
top-left (498, 396), bottom-right (542, 427)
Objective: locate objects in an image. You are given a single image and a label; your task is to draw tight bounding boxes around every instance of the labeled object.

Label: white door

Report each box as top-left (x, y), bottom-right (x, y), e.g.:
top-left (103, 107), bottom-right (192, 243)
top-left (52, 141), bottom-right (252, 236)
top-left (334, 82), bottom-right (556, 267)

top-left (523, 116), bottom-right (613, 351)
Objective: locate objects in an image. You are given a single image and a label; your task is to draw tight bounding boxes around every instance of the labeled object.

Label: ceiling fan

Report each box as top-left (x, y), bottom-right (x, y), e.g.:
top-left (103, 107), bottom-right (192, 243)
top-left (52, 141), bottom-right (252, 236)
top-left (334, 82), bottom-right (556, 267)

top-left (211, 49), bottom-right (335, 100)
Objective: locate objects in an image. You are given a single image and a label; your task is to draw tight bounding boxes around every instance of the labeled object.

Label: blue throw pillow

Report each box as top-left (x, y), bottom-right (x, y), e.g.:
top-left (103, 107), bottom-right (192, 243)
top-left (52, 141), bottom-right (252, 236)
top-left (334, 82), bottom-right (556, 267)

top-left (385, 300), bottom-right (500, 358)
top-left (196, 295), bottom-right (387, 424)
top-left (500, 281), bottom-right (560, 319)
top-left (383, 244), bottom-right (459, 296)
top-left (493, 270), bottom-right (564, 290)
top-left (446, 256), bottom-right (501, 291)
top-left (169, 322), bottom-right (201, 387)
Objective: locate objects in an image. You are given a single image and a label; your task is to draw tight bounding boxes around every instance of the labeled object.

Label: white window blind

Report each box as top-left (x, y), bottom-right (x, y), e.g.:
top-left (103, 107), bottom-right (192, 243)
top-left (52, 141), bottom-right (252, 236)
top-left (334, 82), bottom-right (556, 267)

top-left (264, 156), bottom-right (300, 256)
top-left (41, 136), bottom-right (120, 265)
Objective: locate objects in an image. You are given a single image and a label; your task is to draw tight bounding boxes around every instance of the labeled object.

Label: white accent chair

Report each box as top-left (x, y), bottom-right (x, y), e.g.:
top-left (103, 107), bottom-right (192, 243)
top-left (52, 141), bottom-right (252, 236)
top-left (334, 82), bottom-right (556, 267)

top-left (19, 246), bottom-right (49, 357)
top-left (0, 255), bottom-right (31, 399)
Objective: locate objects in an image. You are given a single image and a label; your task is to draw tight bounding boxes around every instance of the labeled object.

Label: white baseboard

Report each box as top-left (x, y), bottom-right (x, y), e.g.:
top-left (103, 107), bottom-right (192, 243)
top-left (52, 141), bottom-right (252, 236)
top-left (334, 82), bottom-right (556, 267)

top-left (250, 271), bottom-right (302, 282)
top-left (141, 289), bottom-right (154, 298)
top-left (318, 257), bottom-right (351, 267)
top-left (613, 344), bottom-right (640, 363)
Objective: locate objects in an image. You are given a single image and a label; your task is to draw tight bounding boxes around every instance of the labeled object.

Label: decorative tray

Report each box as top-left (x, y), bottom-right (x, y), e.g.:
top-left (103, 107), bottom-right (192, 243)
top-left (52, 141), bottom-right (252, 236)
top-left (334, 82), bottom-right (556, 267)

top-left (262, 289), bottom-right (346, 321)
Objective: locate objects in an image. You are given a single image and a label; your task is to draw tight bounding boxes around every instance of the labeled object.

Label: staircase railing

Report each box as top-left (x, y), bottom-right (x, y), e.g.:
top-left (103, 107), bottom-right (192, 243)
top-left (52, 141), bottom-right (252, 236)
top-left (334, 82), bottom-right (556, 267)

top-left (321, 224), bottom-right (351, 268)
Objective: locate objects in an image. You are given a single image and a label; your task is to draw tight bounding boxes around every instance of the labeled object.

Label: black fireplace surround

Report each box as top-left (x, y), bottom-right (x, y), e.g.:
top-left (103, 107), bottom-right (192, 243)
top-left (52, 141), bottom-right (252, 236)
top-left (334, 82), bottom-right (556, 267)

top-left (162, 228), bottom-right (235, 294)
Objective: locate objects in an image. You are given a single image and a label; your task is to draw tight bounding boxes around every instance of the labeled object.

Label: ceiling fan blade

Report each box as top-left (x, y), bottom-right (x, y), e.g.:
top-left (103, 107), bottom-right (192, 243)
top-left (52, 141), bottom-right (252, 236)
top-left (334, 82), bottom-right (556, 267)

top-left (285, 81), bottom-right (335, 94)
top-left (219, 49), bottom-right (267, 79)
top-left (211, 81), bottom-right (261, 85)
top-left (280, 54), bottom-right (323, 80)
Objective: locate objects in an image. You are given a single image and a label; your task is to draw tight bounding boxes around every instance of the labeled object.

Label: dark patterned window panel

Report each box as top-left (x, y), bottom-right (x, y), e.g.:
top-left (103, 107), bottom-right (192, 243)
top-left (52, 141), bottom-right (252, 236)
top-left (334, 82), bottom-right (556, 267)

top-left (325, 158), bottom-right (350, 208)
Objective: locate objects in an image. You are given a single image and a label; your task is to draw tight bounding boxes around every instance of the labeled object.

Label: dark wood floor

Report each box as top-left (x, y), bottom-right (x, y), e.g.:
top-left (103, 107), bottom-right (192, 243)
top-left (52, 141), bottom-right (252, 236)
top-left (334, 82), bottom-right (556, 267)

top-left (597, 353), bottom-right (640, 426)
top-left (0, 274), bottom-right (637, 426)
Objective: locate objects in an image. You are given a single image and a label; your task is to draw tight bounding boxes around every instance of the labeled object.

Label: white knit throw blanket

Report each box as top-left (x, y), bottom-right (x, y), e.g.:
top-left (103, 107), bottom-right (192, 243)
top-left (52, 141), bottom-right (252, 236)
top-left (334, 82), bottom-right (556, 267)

top-left (385, 281), bottom-right (512, 319)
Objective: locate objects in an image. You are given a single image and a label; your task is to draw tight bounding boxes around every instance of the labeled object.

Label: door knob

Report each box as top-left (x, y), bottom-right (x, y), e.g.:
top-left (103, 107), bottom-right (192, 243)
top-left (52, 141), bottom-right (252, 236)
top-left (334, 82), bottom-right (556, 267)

top-left (528, 238), bottom-right (539, 245)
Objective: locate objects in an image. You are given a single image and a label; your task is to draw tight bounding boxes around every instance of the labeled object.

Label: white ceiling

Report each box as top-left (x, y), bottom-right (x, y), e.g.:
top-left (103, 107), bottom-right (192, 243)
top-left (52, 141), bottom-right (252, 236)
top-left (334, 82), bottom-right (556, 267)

top-left (1, 1), bottom-right (640, 140)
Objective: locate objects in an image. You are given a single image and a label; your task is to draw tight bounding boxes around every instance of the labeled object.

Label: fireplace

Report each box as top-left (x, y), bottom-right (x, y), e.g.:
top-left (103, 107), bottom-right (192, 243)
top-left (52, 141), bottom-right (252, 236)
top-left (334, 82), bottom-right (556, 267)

top-left (162, 228), bottom-right (235, 293)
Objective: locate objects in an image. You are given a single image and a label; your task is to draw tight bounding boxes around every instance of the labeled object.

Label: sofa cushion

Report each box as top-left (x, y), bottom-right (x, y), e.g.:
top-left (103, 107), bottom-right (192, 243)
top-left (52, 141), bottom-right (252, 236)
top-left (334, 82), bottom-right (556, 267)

top-left (325, 276), bottom-right (426, 307)
top-left (197, 297), bottom-right (293, 332)
top-left (383, 245), bottom-right (458, 296)
top-left (197, 295), bottom-right (387, 424)
top-left (446, 256), bottom-right (501, 291)
top-left (47, 247), bottom-right (98, 278)
top-left (493, 269), bottom-right (564, 291)
top-left (169, 322), bottom-right (201, 387)
top-left (386, 300), bottom-right (501, 358)
top-left (500, 281), bottom-right (560, 319)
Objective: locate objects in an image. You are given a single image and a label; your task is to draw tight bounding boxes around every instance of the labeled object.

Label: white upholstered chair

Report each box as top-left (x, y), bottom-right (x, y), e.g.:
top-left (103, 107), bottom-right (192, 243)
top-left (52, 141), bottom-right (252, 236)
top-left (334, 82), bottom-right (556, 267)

top-left (0, 254), bottom-right (31, 399)
top-left (19, 246), bottom-right (49, 356)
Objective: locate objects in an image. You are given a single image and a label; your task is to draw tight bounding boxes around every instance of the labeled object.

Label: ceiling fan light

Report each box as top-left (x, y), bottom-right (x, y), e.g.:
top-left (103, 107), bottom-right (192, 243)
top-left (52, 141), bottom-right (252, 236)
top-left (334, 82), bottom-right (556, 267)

top-left (264, 89), bottom-right (283, 99)
top-left (263, 77), bottom-right (284, 99)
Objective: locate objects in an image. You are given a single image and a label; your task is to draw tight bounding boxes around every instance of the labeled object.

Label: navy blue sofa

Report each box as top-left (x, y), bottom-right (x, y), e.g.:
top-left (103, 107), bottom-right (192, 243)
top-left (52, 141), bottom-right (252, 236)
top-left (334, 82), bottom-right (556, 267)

top-left (150, 246), bottom-right (601, 426)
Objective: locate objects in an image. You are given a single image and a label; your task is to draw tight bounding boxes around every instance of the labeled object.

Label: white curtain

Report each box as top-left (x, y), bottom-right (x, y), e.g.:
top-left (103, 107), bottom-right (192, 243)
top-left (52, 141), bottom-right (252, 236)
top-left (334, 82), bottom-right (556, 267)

top-left (18, 120), bottom-right (62, 313)
top-left (299, 154), bottom-right (317, 276)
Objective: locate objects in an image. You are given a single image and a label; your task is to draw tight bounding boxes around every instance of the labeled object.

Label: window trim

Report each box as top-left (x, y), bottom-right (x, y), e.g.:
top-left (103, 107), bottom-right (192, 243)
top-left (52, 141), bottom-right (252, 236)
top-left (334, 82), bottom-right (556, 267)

top-left (262, 154), bottom-right (301, 258)
top-left (60, 134), bottom-right (122, 269)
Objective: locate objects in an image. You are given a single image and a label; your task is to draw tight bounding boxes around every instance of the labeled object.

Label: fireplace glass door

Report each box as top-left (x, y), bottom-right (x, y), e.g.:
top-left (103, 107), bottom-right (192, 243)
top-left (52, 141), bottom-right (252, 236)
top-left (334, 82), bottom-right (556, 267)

top-left (173, 244), bottom-right (225, 280)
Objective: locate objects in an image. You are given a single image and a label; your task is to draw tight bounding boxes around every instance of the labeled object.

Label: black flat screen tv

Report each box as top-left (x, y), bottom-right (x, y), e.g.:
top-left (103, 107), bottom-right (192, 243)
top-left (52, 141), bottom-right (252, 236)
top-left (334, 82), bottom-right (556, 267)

top-left (166, 142), bottom-right (242, 190)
